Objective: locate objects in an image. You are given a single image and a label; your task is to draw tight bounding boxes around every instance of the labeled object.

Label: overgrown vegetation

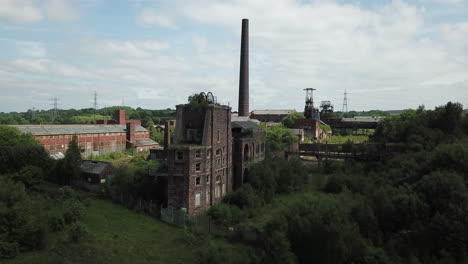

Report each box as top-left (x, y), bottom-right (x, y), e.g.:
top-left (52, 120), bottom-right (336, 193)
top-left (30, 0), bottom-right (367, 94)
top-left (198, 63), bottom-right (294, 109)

top-left (260, 124), bottom-right (297, 152)
top-left (281, 112), bottom-right (305, 128)
top-left (203, 102), bottom-right (468, 264)
top-left (0, 126), bottom-right (90, 259)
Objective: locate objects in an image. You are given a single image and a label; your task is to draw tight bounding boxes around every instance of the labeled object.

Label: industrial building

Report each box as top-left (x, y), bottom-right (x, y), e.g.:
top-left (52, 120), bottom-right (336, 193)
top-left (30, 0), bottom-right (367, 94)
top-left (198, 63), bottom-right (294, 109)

top-left (160, 19), bottom-right (265, 215)
top-left (250, 109), bottom-right (296, 123)
top-left (11, 110), bottom-right (159, 157)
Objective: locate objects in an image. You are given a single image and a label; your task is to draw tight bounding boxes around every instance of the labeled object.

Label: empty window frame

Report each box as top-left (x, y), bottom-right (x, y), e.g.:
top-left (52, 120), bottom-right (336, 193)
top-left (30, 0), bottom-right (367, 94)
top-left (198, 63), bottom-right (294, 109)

top-left (176, 151), bottom-right (184, 160)
top-left (195, 192), bottom-right (201, 207)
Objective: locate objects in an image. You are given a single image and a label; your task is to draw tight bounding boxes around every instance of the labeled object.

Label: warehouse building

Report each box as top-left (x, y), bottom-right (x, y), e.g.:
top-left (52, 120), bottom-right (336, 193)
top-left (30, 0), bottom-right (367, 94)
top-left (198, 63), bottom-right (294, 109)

top-left (11, 122), bottom-right (159, 157)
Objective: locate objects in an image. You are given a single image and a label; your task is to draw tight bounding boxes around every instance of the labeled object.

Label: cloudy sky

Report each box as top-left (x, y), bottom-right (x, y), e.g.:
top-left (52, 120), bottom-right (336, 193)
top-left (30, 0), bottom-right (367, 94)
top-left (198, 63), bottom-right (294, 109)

top-left (0, 0), bottom-right (467, 112)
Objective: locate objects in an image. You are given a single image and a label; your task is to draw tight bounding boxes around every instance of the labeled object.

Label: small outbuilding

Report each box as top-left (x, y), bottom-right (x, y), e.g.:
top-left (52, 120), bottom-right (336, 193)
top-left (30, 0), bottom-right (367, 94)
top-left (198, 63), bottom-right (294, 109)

top-left (79, 160), bottom-right (115, 184)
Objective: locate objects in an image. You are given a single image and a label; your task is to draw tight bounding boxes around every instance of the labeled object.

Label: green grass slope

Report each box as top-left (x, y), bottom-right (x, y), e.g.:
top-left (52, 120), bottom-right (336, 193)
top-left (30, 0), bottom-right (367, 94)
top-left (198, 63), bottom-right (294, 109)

top-left (4, 199), bottom-right (208, 264)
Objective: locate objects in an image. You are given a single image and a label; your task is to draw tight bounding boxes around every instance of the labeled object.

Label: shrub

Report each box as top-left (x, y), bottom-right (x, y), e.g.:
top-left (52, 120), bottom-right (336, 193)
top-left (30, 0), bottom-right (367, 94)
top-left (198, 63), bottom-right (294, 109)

top-left (63, 200), bottom-right (84, 224)
top-left (15, 222), bottom-right (47, 251)
top-left (0, 241), bottom-right (19, 259)
top-left (48, 215), bottom-right (65, 231)
top-left (68, 222), bottom-right (89, 242)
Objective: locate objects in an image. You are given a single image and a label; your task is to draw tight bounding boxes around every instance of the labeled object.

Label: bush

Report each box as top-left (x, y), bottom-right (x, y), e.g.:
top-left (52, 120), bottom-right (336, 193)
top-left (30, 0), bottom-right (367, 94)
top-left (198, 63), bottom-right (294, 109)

top-left (68, 222), bottom-right (89, 242)
top-left (14, 221), bottom-right (47, 251)
top-left (48, 215), bottom-right (65, 231)
top-left (224, 184), bottom-right (259, 209)
top-left (63, 200), bottom-right (84, 224)
top-left (0, 241), bottom-right (19, 259)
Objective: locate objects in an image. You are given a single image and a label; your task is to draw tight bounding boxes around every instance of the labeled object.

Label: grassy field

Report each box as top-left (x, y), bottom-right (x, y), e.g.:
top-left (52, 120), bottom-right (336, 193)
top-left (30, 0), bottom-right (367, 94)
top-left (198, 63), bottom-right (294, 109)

top-left (5, 198), bottom-right (241, 264)
top-left (325, 134), bottom-right (370, 144)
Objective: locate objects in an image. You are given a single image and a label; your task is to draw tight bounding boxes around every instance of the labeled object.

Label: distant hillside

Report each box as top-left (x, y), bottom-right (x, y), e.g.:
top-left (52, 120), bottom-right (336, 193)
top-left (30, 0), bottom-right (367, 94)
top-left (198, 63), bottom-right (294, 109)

top-left (385, 109), bottom-right (405, 115)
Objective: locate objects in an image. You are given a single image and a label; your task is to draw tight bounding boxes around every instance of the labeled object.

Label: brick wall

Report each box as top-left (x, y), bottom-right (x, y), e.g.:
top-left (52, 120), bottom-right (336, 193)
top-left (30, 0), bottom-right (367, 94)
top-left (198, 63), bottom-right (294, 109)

top-left (168, 104), bottom-right (232, 215)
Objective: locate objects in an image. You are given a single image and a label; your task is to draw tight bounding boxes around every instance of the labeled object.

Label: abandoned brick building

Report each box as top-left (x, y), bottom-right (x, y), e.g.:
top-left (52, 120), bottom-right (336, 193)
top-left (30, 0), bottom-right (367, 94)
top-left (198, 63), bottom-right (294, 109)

top-left (166, 101), bottom-right (233, 215)
top-left (165, 95), bottom-right (265, 215)
top-left (11, 110), bottom-right (159, 157)
top-left (163, 19), bottom-right (265, 215)
top-left (231, 121), bottom-right (265, 189)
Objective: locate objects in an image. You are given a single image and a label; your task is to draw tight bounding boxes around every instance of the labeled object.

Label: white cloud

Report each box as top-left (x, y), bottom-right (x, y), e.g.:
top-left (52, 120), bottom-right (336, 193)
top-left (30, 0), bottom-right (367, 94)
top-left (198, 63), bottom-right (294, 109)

top-left (0, 0), bottom-right (43, 23)
top-left (16, 41), bottom-right (47, 57)
top-left (137, 8), bottom-right (178, 29)
top-left (430, 0), bottom-right (463, 4)
top-left (1, 0), bottom-right (467, 111)
top-left (169, 0), bottom-right (468, 110)
top-left (44, 0), bottom-right (80, 21)
top-left (83, 39), bottom-right (170, 58)
top-left (0, 0), bottom-right (79, 24)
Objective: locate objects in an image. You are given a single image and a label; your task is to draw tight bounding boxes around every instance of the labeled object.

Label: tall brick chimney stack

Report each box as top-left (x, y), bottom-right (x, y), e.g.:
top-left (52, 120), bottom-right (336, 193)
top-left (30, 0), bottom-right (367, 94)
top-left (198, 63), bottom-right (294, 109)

top-left (115, 110), bottom-right (126, 125)
top-left (164, 121), bottom-right (171, 151)
top-left (238, 18), bottom-right (249, 117)
top-left (126, 122), bottom-right (136, 144)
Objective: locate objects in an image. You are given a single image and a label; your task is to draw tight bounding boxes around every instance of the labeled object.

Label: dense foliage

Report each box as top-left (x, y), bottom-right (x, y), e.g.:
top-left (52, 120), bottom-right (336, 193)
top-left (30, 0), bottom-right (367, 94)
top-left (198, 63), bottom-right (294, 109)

top-left (0, 126), bottom-right (88, 259)
top-left (260, 124), bottom-right (297, 152)
top-left (335, 109), bottom-right (392, 118)
top-left (281, 113), bottom-right (305, 128)
top-left (204, 102), bottom-right (468, 264)
top-left (144, 120), bottom-right (175, 145)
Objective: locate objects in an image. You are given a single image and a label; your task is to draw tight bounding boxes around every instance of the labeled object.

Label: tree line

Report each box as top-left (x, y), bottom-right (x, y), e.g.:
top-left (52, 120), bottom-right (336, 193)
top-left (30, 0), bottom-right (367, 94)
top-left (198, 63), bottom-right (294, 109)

top-left (196, 102), bottom-right (468, 264)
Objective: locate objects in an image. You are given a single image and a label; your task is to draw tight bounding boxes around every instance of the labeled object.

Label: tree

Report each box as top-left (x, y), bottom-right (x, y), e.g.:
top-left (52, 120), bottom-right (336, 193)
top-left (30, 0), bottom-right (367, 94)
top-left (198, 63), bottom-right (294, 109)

top-left (261, 124), bottom-right (298, 152)
top-left (282, 113), bottom-right (305, 128)
top-left (0, 126), bottom-right (51, 175)
top-left (56, 136), bottom-right (81, 185)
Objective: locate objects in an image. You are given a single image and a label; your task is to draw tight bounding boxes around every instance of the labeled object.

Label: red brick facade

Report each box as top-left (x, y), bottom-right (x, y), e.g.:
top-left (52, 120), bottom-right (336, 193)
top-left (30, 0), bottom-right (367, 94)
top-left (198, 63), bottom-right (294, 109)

top-left (167, 104), bottom-right (232, 215)
top-left (34, 129), bottom-right (150, 157)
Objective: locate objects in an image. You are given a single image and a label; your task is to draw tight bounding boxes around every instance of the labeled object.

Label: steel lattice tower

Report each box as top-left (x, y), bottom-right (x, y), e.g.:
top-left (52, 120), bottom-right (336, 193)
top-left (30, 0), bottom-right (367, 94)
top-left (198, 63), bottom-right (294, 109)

top-left (93, 91), bottom-right (98, 111)
top-left (50, 96), bottom-right (59, 122)
top-left (342, 89), bottom-right (348, 113)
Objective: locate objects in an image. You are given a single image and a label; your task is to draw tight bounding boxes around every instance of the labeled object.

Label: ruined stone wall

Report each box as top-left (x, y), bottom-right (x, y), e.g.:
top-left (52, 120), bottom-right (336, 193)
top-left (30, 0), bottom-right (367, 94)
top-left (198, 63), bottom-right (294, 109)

top-left (167, 104), bottom-right (232, 215)
top-left (232, 129), bottom-right (265, 189)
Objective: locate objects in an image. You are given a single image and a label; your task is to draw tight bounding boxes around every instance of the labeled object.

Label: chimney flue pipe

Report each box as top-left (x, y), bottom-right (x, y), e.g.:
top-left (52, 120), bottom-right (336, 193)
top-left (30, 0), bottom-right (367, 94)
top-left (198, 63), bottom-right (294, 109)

top-left (238, 19), bottom-right (249, 117)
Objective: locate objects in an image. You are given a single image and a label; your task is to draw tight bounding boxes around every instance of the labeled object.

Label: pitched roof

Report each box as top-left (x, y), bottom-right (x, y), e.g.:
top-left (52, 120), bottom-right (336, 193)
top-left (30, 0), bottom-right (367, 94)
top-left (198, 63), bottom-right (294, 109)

top-left (342, 117), bottom-right (380, 123)
top-left (251, 109), bottom-right (296, 115)
top-left (10, 124), bottom-right (147, 135)
top-left (232, 121), bottom-right (263, 130)
top-left (135, 138), bottom-right (160, 147)
top-left (80, 160), bottom-right (113, 175)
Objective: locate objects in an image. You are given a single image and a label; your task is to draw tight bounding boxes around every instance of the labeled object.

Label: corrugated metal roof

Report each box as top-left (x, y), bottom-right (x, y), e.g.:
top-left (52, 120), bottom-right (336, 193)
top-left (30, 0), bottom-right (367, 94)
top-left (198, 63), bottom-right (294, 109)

top-left (251, 109), bottom-right (296, 115)
top-left (136, 138), bottom-right (159, 147)
top-left (80, 160), bottom-right (113, 175)
top-left (232, 121), bottom-right (262, 130)
top-left (342, 117), bottom-right (380, 123)
top-left (10, 124), bottom-right (147, 135)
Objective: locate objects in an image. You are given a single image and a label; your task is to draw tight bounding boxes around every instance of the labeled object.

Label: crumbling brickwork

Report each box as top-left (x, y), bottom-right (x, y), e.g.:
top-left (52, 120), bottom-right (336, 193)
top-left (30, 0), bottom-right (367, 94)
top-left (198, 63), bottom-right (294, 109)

top-left (167, 104), bottom-right (232, 215)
